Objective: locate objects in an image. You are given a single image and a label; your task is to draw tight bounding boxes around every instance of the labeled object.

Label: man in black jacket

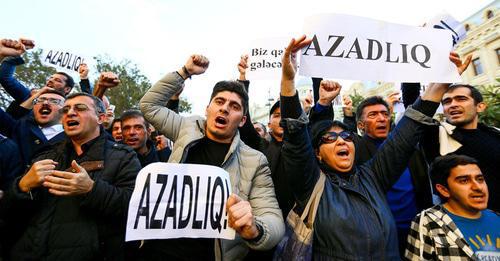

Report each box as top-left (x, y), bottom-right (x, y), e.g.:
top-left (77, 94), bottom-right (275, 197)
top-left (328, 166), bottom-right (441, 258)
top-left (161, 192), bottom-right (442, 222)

top-left (121, 110), bottom-right (171, 167)
top-left (7, 92), bottom-right (141, 260)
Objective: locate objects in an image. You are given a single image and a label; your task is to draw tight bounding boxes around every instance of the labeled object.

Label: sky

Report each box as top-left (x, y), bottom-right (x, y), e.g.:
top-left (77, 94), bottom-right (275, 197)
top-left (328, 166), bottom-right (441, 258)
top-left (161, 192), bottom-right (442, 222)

top-left (0, 0), bottom-right (495, 115)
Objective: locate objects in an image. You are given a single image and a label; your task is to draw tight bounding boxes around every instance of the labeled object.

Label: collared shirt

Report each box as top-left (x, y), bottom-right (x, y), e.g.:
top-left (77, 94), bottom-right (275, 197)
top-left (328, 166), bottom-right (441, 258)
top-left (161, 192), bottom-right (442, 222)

top-left (40, 124), bottom-right (64, 140)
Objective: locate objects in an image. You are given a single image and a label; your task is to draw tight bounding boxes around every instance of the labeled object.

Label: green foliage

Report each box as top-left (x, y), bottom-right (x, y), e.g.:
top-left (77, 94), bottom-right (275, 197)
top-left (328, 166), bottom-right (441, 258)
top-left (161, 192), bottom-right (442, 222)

top-left (478, 80), bottom-right (500, 127)
top-left (94, 55), bottom-right (152, 116)
top-left (349, 89), bottom-right (365, 113)
top-left (179, 98), bottom-right (192, 113)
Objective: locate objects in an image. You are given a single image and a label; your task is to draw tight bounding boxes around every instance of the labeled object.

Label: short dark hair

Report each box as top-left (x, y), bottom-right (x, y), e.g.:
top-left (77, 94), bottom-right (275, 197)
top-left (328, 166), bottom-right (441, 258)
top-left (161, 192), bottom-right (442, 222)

top-left (56, 72), bottom-right (75, 89)
top-left (310, 120), bottom-right (350, 150)
top-left (111, 118), bottom-right (121, 128)
top-left (253, 121), bottom-right (267, 132)
top-left (355, 96), bottom-right (390, 121)
top-left (430, 154), bottom-right (479, 190)
top-left (65, 92), bottom-right (105, 115)
top-left (269, 100), bottom-right (280, 116)
top-left (446, 84), bottom-right (483, 104)
top-left (120, 110), bottom-right (149, 129)
top-left (40, 89), bottom-right (66, 100)
top-left (210, 81), bottom-right (249, 115)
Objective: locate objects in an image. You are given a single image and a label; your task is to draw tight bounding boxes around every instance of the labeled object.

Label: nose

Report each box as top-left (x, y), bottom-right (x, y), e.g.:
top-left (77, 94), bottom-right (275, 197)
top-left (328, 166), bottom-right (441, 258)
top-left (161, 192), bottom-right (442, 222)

top-left (219, 102), bottom-right (229, 113)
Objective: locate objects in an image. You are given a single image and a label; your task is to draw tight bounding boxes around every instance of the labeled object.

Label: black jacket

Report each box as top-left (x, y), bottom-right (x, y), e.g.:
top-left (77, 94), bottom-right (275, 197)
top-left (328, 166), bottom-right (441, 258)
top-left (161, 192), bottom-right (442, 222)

top-left (281, 93), bottom-right (438, 260)
top-left (7, 130), bottom-right (141, 260)
top-left (136, 140), bottom-right (171, 167)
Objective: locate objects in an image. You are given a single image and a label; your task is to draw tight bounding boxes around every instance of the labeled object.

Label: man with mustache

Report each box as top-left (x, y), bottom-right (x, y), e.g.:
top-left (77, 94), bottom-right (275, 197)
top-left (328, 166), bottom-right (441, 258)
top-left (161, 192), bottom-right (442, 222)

top-left (405, 154), bottom-right (499, 260)
top-left (0, 87), bottom-right (65, 167)
top-left (7, 92), bottom-right (140, 260)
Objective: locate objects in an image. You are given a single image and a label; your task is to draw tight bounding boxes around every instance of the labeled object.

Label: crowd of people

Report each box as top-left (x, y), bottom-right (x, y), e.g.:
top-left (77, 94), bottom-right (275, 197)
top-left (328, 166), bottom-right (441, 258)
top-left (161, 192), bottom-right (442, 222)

top-left (0, 35), bottom-right (498, 261)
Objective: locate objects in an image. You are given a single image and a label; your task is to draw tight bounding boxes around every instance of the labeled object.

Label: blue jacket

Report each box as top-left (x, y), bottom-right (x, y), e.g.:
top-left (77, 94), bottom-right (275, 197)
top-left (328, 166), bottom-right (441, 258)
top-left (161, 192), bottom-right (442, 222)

top-left (281, 94), bottom-right (438, 260)
top-left (0, 109), bottom-right (65, 168)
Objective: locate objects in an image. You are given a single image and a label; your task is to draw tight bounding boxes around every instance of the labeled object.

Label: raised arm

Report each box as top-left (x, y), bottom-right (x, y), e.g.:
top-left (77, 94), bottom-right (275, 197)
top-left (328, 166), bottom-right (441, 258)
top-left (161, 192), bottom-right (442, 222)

top-left (78, 63), bottom-right (93, 94)
top-left (280, 36), bottom-right (320, 207)
top-left (140, 55), bottom-right (209, 141)
top-left (92, 72), bottom-right (120, 99)
top-left (235, 54), bottom-right (266, 151)
top-left (0, 38), bottom-right (32, 103)
top-left (308, 80), bottom-right (341, 124)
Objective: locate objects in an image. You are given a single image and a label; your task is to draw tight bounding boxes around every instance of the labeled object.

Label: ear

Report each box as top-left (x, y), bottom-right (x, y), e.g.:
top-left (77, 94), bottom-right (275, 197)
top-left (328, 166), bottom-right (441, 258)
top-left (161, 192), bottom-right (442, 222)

top-left (97, 113), bottom-right (105, 125)
top-left (357, 120), bottom-right (364, 132)
top-left (435, 184), bottom-right (450, 199)
top-left (205, 105), bottom-right (209, 117)
top-left (238, 115), bottom-right (247, 128)
top-left (147, 126), bottom-right (152, 136)
top-left (63, 86), bottom-right (71, 95)
top-left (476, 102), bottom-right (486, 113)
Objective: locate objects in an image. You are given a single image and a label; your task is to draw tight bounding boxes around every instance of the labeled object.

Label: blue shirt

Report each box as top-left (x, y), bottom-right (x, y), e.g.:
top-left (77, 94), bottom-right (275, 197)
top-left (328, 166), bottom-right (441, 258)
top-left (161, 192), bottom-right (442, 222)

top-left (446, 208), bottom-right (500, 259)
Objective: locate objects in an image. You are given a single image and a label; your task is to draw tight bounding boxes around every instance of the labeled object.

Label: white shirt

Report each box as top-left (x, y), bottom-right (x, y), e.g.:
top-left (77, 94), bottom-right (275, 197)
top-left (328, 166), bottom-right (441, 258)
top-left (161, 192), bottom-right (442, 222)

top-left (40, 124), bottom-right (64, 140)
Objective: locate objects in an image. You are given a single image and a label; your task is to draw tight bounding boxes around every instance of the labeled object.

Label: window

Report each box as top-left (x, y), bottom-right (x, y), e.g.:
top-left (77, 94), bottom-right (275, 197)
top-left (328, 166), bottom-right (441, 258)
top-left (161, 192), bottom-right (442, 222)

top-left (497, 48), bottom-right (500, 65)
top-left (472, 58), bottom-right (484, 76)
top-left (486, 10), bottom-right (494, 19)
top-left (464, 24), bottom-right (470, 31)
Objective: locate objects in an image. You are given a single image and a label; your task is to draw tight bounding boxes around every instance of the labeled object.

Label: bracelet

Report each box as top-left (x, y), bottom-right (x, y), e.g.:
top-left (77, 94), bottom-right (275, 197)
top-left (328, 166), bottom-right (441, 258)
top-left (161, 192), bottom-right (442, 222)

top-left (182, 66), bottom-right (192, 79)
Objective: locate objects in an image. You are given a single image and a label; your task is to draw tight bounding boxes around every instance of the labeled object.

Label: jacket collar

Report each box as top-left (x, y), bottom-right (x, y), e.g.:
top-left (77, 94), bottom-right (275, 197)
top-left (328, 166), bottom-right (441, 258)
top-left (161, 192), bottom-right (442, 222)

top-left (424, 205), bottom-right (476, 258)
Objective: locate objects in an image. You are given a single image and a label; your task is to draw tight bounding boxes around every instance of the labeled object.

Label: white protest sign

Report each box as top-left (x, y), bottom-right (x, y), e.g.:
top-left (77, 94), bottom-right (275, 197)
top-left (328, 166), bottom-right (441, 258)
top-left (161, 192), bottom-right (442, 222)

top-left (246, 37), bottom-right (288, 80)
top-left (41, 48), bottom-right (87, 76)
top-left (300, 14), bottom-right (461, 83)
top-left (424, 12), bottom-right (466, 47)
top-left (126, 163), bottom-right (235, 241)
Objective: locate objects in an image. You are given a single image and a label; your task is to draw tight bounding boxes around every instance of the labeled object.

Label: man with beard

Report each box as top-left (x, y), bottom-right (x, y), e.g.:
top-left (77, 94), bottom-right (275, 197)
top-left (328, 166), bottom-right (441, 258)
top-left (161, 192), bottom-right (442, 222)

top-left (419, 84), bottom-right (500, 212)
top-left (401, 80), bottom-right (500, 213)
top-left (7, 92), bottom-right (140, 260)
top-left (0, 38), bottom-right (75, 121)
top-left (120, 110), bottom-right (171, 167)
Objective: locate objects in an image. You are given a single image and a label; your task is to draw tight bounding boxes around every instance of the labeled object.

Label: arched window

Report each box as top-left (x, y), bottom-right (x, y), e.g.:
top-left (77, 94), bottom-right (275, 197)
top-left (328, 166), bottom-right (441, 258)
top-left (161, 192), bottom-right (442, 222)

top-left (486, 10), bottom-right (493, 19)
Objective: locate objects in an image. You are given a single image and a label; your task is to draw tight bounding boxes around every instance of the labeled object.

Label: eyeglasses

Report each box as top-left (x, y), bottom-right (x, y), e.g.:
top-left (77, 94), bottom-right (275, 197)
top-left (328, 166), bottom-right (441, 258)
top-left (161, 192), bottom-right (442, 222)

top-left (320, 131), bottom-right (354, 145)
top-left (60, 104), bottom-right (90, 114)
top-left (33, 97), bottom-right (63, 106)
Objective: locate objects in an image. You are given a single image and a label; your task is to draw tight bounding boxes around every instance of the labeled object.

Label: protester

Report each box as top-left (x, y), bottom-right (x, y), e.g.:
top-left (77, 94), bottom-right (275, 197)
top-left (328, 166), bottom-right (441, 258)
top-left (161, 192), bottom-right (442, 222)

top-left (352, 95), bottom-right (432, 254)
top-left (405, 154), bottom-right (499, 260)
top-left (5, 92), bottom-right (141, 260)
top-left (110, 118), bottom-right (123, 141)
top-left (402, 81), bottom-right (500, 212)
top-left (0, 38), bottom-right (74, 101)
top-left (121, 110), bottom-right (171, 167)
top-left (253, 121), bottom-right (268, 139)
top-left (0, 89), bottom-right (66, 166)
top-left (140, 54), bottom-right (284, 260)
top-left (278, 35), bottom-right (451, 260)
top-left (0, 134), bottom-right (22, 259)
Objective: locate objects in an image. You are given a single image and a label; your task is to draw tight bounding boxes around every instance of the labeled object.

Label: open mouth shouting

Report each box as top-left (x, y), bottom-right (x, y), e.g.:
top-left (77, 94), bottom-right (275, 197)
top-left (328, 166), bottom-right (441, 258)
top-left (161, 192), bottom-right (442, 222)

top-left (65, 119), bottom-right (80, 130)
top-left (336, 148), bottom-right (350, 159)
top-left (126, 137), bottom-right (139, 146)
top-left (448, 109), bottom-right (463, 119)
top-left (469, 193), bottom-right (486, 203)
top-left (214, 116), bottom-right (228, 129)
top-left (39, 105), bottom-right (53, 116)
